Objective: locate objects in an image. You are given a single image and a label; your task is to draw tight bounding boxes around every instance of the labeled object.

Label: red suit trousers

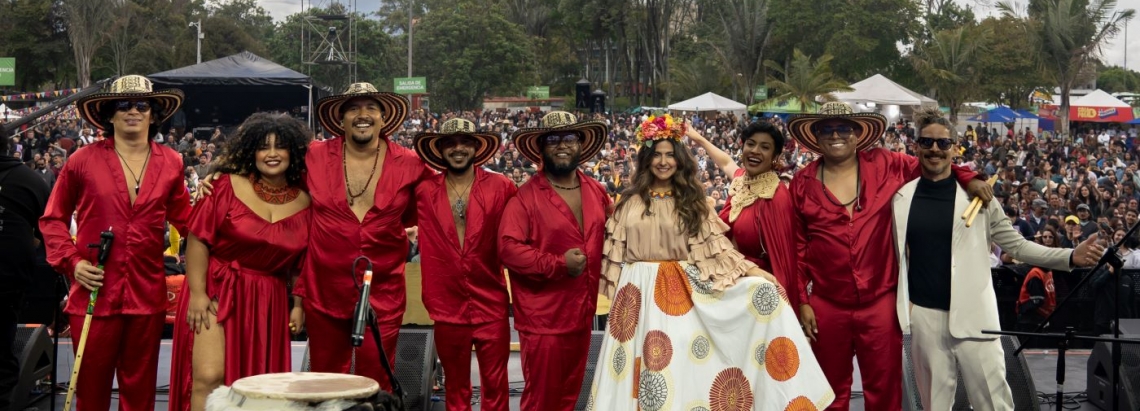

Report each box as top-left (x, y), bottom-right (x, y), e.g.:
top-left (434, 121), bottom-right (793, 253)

top-left (67, 313), bottom-right (164, 411)
top-left (433, 320), bottom-right (511, 411)
top-left (810, 292), bottom-right (902, 411)
top-left (304, 302), bottom-right (401, 392)
top-left (517, 330), bottom-right (590, 411)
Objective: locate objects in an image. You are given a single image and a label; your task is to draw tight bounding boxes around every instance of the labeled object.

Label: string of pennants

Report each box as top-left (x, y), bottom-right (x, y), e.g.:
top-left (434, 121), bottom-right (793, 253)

top-left (0, 88), bottom-right (84, 102)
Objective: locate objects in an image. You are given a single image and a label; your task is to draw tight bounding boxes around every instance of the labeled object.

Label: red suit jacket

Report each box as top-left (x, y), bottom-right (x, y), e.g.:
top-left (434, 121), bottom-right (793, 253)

top-left (498, 171), bottom-right (611, 335)
top-left (791, 148), bottom-right (977, 307)
top-left (293, 138), bottom-right (432, 324)
top-left (40, 139), bottom-right (192, 316)
top-left (416, 168), bottom-right (517, 324)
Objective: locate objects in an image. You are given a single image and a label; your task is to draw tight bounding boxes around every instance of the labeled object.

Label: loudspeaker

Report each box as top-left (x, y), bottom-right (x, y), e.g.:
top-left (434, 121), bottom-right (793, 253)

top-left (575, 79), bottom-right (591, 109)
top-left (1086, 336), bottom-right (1140, 410)
top-left (902, 334), bottom-right (1040, 411)
top-left (8, 324), bottom-right (53, 410)
top-left (574, 331), bottom-right (605, 411)
top-left (300, 328), bottom-right (437, 411)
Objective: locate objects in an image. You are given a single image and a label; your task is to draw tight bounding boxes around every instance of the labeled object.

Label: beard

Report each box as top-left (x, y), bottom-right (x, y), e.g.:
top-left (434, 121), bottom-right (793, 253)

top-left (350, 131), bottom-right (375, 146)
top-left (446, 159), bottom-right (473, 174)
top-left (542, 151), bottom-right (580, 177)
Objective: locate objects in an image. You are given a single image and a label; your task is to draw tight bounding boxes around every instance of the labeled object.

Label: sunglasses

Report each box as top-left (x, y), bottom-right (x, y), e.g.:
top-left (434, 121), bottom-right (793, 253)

top-left (114, 100), bottom-right (152, 112)
top-left (916, 137), bottom-right (954, 150)
top-left (813, 125), bottom-right (854, 137)
top-left (544, 133), bottom-right (580, 146)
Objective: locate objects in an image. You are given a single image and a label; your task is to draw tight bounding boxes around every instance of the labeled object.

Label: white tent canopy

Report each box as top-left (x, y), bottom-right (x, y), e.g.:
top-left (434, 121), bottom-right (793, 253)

top-left (1072, 89), bottom-right (1132, 107)
top-left (667, 92), bottom-right (747, 113)
top-left (831, 74), bottom-right (937, 106)
top-left (0, 104), bottom-right (18, 120)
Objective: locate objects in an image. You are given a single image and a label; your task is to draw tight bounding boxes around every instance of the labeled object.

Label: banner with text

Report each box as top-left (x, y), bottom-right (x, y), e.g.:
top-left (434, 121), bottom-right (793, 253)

top-left (394, 77), bottom-right (427, 94)
top-left (753, 86), bottom-right (767, 101)
top-left (0, 58), bottom-right (14, 86)
top-left (526, 86), bottom-right (550, 99)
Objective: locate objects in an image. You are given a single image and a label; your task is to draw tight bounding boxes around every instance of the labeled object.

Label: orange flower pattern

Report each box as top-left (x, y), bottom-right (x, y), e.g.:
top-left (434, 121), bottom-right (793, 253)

top-left (709, 368), bottom-right (753, 411)
top-left (643, 330), bottom-right (673, 371)
top-left (765, 337), bottom-right (800, 382)
top-left (609, 284), bottom-right (642, 343)
top-left (654, 261), bottom-right (694, 316)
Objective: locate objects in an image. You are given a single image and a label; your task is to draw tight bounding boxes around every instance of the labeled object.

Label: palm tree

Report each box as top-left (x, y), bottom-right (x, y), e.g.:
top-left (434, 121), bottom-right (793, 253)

top-left (762, 49), bottom-right (852, 112)
top-left (910, 25), bottom-right (991, 123)
top-left (998, 0), bottom-right (1135, 137)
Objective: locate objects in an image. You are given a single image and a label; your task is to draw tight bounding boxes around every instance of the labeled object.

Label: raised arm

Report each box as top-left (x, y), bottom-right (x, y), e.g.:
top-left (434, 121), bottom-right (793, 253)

top-left (685, 124), bottom-right (740, 179)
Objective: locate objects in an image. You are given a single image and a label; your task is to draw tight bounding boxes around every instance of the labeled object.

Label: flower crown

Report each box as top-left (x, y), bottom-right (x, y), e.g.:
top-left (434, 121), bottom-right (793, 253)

top-left (635, 114), bottom-right (687, 147)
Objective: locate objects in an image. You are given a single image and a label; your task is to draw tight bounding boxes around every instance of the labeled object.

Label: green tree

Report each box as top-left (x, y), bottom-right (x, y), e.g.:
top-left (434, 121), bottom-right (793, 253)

top-left (1097, 66), bottom-right (1140, 93)
top-left (768, 0), bottom-right (920, 81)
top-left (267, 6), bottom-right (404, 92)
top-left (974, 16), bottom-right (1049, 109)
top-left (62, 0), bottom-right (115, 87)
top-left (0, 0), bottom-right (72, 90)
top-left (413, 2), bottom-right (533, 110)
top-left (701, 0), bottom-right (774, 104)
top-left (1000, 0), bottom-right (1135, 136)
top-left (910, 25), bottom-right (990, 122)
top-left (762, 49), bottom-right (852, 110)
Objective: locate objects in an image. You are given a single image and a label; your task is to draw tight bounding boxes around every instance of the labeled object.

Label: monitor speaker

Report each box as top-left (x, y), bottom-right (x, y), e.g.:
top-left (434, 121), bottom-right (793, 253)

top-left (574, 331), bottom-right (605, 411)
top-left (1086, 335), bottom-right (1140, 411)
top-left (8, 324), bottom-right (53, 410)
top-left (902, 333), bottom-right (1040, 411)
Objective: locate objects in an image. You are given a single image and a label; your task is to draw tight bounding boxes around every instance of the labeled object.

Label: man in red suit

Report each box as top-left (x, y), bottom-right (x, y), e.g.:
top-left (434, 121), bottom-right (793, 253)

top-left (787, 102), bottom-right (991, 411)
top-left (40, 75), bottom-right (193, 411)
top-left (293, 83), bottom-right (431, 391)
top-left (413, 118), bottom-right (517, 411)
top-left (498, 112), bottom-right (611, 411)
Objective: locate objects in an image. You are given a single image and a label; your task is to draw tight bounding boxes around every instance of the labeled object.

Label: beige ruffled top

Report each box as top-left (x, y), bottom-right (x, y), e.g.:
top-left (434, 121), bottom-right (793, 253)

top-left (600, 194), bottom-right (757, 298)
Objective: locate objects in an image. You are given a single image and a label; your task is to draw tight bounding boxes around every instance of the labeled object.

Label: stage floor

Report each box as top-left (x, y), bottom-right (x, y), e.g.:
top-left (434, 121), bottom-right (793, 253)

top-left (25, 343), bottom-right (1105, 411)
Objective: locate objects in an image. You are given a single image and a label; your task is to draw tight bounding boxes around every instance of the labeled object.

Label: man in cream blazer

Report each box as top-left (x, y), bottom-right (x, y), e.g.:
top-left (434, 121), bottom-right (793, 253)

top-left (891, 110), bottom-right (1104, 411)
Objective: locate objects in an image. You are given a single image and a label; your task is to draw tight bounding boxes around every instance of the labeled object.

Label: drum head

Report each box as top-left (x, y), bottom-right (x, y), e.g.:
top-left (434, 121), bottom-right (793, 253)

top-left (230, 372), bottom-right (379, 402)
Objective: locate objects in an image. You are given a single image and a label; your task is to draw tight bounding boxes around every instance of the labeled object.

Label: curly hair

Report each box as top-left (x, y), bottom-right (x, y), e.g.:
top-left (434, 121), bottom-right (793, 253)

top-left (739, 121), bottom-right (786, 156)
top-left (616, 139), bottom-right (709, 238)
top-left (97, 98), bottom-right (168, 140)
top-left (913, 107), bottom-right (957, 139)
top-left (212, 113), bottom-right (312, 186)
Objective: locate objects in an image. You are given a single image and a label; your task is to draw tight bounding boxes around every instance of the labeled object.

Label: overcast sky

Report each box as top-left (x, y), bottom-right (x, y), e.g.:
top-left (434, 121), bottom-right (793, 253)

top-left (259, 0), bottom-right (1140, 72)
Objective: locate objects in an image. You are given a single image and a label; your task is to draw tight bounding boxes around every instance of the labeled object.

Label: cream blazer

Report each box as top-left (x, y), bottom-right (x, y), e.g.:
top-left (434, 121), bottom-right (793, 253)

top-left (892, 178), bottom-right (1072, 339)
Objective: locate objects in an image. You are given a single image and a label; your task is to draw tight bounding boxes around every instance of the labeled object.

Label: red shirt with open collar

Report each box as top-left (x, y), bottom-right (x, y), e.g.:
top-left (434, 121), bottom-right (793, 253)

top-left (293, 138), bottom-right (433, 324)
top-left (416, 168), bottom-right (517, 324)
top-left (40, 139), bottom-right (192, 316)
top-left (498, 170), bottom-right (611, 334)
top-left (791, 148), bottom-right (978, 307)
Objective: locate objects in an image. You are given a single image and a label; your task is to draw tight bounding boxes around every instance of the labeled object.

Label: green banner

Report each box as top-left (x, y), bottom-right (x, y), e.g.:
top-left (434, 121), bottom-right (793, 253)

top-left (753, 86), bottom-right (767, 101)
top-left (526, 86), bottom-right (550, 99)
top-left (0, 58), bottom-right (14, 86)
top-left (393, 77), bottom-right (426, 94)
top-left (1134, 107), bottom-right (1139, 118)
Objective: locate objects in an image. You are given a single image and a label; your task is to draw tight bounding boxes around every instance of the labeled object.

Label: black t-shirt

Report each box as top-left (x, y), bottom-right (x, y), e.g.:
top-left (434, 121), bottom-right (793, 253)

top-left (907, 177), bottom-right (956, 311)
top-left (0, 156), bottom-right (51, 291)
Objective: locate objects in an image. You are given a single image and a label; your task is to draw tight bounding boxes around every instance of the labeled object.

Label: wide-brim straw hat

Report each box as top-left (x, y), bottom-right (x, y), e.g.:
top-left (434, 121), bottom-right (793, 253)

top-left (77, 75), bottom-right (184, 132)
top-left (787, 101), bottom-right (886, 154)
top-left (511, 111), bottom-right (607, 166)
top-left (414, 118), bottom-right (500, 171)
top-left (315, 82), bottom-right (409, 138)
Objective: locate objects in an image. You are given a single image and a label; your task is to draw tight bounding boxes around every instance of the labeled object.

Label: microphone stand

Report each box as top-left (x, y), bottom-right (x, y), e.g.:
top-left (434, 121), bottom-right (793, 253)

top-left (1004, 216), bottom-right (1140, 411)
top-left (349, 256), bottom-right (406, 407)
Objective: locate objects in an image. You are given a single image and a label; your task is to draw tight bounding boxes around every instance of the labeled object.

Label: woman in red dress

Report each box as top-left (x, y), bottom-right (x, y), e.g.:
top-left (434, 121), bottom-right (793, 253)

top-left (170, 113), bottom-right (313, 411)
top-left (685, 121), bottom-right (802, 310)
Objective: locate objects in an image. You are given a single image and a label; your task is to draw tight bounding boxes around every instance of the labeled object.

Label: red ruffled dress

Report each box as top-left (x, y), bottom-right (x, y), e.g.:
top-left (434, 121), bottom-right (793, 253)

top-left (169, 174), bottom-right (310, 411)
top-left (719, 169), bottom-right (803, 310)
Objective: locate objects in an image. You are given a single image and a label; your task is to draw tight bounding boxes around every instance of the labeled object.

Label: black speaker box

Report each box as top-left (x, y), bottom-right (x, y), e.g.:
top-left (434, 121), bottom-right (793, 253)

top-left (902, 334), bottom-right (1040, 411)
top-left (1086, 334), bottom-right (1140, 411)
top-left (8, 324), bottom-right (53, 410)
top-left (574, 331), bottom-right (605, 411)
top-left (300, 328), bottom-right (438, 411)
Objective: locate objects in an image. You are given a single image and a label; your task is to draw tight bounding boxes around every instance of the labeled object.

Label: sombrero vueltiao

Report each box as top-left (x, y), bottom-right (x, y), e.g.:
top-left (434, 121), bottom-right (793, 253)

top-left (77, 75), bottom-right (184, 132)
top-left (512, 111), bottom-right (607, 166)
top-left (315, 82), bottom-right (409, 139)
top-left (414, 118), bottom-right (500, 171)
top-left (787, 101), bottom-right (886, 154)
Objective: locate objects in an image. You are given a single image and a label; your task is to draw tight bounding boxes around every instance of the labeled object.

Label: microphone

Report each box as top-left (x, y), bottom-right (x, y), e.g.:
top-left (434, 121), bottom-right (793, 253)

top-left (351, 257), bottom-right (373, 347)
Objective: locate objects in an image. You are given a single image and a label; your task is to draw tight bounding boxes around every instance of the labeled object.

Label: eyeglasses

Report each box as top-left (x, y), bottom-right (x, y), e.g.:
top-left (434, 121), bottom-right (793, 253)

top-left (544, 133), bottom-right (580, 146)
top-left (916, 137), bottom-right (954, 150)
top-left (813, 125), bottom-right (854, 137)
top-left (115, 100), bottom-right (152, 112)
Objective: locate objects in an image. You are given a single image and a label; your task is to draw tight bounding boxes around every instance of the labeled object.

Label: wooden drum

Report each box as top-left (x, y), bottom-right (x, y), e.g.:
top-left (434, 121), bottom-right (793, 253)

top-left (205, 372), bottom-right (379, 411)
